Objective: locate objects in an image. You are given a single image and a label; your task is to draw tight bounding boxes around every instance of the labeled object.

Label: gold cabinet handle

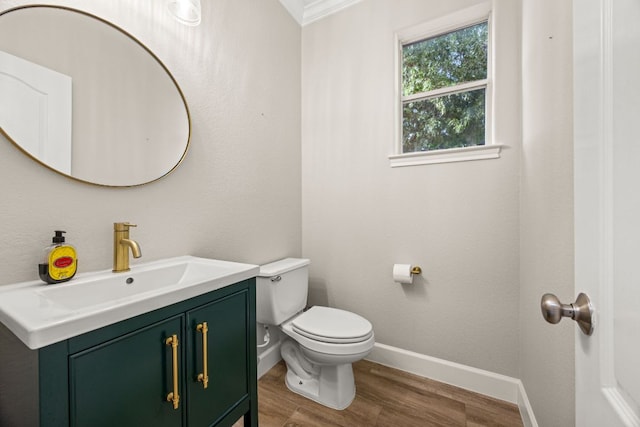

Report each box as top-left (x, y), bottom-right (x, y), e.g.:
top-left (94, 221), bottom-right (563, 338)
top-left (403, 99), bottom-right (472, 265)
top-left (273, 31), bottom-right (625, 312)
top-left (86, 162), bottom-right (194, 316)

top-left (196, 322), bottom-right (209, 389)
top-left (165, 334), bottom-right (180, 409)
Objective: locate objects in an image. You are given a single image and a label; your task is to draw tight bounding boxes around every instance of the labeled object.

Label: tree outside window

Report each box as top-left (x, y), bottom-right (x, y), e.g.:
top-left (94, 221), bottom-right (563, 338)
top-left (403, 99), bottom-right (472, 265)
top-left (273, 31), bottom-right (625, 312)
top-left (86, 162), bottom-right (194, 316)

top-left (401, 21), bottom-right (489, 152)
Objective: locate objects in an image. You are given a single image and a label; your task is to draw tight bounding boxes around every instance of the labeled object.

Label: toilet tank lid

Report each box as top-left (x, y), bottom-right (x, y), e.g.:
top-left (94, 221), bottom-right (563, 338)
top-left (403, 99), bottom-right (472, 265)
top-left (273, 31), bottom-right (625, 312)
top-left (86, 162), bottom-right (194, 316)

top-left (258, 258), bottom-right (310, 277)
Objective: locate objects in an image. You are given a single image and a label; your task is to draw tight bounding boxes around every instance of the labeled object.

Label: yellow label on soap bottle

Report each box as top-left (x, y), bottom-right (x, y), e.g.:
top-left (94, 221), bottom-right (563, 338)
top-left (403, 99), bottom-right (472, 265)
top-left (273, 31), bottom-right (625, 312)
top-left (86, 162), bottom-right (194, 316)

top-left (48, 245), bottom-right (77, 281)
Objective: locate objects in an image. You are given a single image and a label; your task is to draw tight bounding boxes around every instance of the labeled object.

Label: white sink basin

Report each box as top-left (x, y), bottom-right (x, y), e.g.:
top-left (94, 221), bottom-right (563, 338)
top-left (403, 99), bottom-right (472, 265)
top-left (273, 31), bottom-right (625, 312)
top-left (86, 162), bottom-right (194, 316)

top-left (0, 256), bottom-right (259, 349)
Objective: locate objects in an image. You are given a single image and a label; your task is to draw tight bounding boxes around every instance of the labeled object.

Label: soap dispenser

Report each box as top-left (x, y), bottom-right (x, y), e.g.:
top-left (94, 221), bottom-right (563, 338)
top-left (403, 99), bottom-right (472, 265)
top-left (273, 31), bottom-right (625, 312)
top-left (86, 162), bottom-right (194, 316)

top-left (39, 230), bottom-right (78, 284)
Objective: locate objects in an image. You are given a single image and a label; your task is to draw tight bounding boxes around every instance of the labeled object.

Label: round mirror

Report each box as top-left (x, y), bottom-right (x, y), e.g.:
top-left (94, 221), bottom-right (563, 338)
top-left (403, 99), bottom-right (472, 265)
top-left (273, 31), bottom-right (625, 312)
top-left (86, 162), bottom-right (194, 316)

top-left (0, 6), bottom-right (190, 187)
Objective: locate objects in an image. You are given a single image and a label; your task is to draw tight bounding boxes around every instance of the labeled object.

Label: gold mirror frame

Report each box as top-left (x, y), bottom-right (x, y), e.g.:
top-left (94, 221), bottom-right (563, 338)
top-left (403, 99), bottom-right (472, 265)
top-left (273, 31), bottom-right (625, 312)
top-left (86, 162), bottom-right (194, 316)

top-left (0, 5), bottom-right (191, 187)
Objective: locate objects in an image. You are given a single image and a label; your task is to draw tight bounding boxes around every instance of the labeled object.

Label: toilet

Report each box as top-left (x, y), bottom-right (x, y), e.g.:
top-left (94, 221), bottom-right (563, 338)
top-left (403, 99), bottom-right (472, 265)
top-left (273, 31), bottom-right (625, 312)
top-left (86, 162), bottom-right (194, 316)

top-left (256, 258), bottom-right (375, 410)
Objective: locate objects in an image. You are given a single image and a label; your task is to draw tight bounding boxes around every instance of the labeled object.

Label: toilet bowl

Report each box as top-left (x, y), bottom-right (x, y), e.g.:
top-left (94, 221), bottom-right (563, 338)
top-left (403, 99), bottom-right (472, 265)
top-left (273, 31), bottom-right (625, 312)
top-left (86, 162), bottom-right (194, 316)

top-left (256, 258), bottom-right (375, 410)
top-left (279, 306), bottom-right (375, 409)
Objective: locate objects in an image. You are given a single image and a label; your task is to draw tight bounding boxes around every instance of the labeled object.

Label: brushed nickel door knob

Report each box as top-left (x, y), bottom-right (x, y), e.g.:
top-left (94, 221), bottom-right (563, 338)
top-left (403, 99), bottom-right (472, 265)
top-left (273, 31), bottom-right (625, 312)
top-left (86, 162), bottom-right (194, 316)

top-left (541, 293), bottom-right (594, 336)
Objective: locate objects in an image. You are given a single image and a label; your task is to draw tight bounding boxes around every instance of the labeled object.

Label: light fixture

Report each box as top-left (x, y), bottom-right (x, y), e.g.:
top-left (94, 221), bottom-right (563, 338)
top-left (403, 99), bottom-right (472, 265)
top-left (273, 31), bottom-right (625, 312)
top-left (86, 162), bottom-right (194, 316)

top-left (167, 0), bottom-right (201, 26)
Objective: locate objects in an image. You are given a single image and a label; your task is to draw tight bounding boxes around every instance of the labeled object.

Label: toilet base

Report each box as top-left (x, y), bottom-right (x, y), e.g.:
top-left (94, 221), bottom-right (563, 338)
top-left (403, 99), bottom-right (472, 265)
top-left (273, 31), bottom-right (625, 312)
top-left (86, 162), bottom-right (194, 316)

top-left (284, 363), bottom-right (356, 410)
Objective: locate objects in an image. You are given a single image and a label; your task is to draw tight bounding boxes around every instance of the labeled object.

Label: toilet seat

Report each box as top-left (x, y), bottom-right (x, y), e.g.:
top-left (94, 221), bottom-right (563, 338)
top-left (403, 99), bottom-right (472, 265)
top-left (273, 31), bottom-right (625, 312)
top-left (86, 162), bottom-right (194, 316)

top-left (280, 306), bottom-right (375, 356)
top-left (291, 306), bottom-right (373, 344)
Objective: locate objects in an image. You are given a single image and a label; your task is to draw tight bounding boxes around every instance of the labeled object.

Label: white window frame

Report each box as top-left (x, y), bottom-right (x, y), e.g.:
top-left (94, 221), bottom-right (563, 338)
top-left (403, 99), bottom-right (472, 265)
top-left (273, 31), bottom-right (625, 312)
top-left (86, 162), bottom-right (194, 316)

top-left (390, 2), bottom-right (502, 167)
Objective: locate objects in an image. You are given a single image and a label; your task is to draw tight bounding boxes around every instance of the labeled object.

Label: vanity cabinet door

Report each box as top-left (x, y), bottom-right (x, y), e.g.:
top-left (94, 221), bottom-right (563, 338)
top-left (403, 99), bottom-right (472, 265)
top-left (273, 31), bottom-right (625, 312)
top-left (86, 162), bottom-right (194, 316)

top-left (186, 290), bottom-right (248, 427)
top-left (68, 315), bottom-right (184, 427)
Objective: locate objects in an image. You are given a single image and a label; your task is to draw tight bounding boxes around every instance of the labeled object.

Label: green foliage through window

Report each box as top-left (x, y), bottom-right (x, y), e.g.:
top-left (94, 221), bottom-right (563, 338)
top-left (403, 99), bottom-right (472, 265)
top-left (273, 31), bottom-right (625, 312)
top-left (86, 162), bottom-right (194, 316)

top-left (402, 21), bottom-right (488, 152)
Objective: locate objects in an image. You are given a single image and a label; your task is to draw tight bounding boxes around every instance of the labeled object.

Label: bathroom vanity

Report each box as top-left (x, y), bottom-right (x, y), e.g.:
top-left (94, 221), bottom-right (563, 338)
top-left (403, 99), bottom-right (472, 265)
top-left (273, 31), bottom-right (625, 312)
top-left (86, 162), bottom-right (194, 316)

top-left (0, 257), bottom-right (258, 427)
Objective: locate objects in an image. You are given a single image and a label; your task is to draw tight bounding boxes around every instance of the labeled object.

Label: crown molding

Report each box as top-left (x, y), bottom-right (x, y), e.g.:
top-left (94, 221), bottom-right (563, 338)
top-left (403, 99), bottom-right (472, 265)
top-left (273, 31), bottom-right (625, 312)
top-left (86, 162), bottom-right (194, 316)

top-left (279, 0), bottom-right (306, 25)
top-left (279, 0), bottom-right (364, 26)
top-left (302, 0), bottom-right (363, 25)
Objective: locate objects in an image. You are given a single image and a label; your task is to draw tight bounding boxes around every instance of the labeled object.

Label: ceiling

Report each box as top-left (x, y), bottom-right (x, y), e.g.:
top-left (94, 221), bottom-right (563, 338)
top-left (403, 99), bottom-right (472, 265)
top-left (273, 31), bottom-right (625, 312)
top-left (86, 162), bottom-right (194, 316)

top-left (279, 0), bottom-right (363, 26)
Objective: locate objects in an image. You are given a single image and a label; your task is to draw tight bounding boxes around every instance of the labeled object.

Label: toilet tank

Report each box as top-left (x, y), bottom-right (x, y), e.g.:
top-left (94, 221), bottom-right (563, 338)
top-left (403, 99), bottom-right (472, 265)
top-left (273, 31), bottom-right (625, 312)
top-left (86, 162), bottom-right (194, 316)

top-left (256, 258), bottom-right (310, 325)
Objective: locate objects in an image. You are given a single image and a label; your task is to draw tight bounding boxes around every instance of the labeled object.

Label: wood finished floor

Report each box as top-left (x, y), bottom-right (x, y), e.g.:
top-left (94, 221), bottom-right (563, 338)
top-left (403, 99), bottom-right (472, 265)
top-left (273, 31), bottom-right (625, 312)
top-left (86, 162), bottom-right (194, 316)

top-left (236, 360), bottom-right (524, 427)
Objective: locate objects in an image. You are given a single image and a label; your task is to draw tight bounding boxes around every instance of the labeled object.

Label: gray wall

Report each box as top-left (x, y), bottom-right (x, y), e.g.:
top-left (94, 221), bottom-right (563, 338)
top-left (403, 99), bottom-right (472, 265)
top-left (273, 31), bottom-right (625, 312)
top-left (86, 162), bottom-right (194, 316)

top-left (520, 0), bottom-right (575, 426)
top-left (301, 0), bottom-right (522, 378)
top-left (0, 0), bottom-right (302, 286)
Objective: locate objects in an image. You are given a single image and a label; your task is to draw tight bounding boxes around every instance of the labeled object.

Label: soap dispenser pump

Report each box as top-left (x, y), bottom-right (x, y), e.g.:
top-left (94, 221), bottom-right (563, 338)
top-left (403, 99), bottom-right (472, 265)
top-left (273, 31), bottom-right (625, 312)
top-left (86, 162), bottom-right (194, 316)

top-left (39, 230), bottom-right (78, 284)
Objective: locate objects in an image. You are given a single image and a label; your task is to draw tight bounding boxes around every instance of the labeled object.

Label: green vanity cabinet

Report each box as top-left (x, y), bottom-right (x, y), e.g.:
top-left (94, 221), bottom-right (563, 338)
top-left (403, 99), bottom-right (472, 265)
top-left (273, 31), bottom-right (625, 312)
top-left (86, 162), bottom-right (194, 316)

top-left (36, 279), bottom-right (258, 427)
top-left (186, 292), bottom-right (248, 427)
top-left (69, 315), bottom-right (184, 427)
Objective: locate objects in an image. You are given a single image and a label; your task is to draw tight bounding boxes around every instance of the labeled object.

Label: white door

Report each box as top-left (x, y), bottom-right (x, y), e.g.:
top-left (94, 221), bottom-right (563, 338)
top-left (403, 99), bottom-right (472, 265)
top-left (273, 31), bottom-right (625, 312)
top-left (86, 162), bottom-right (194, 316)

top-left (574, 0), bottom-right (640, 425)
top-left (0, 50), bottom-right (72, 174)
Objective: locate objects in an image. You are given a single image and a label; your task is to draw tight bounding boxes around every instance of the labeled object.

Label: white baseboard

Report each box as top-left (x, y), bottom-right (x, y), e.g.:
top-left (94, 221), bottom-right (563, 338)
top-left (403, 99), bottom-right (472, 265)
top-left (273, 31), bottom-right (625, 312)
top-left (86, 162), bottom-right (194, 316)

top-left (257, 341), bottom-right (282, 379)
top-left (517, 380), bottom-right (539, 427)
top-left (366, 343), bottom-right (538, 426)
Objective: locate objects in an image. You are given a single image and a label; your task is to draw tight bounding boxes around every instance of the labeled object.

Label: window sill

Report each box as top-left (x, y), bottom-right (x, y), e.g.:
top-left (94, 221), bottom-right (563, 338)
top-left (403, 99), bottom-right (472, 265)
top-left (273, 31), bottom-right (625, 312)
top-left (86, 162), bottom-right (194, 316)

top-left (388, 144), bottom-right (503, 168)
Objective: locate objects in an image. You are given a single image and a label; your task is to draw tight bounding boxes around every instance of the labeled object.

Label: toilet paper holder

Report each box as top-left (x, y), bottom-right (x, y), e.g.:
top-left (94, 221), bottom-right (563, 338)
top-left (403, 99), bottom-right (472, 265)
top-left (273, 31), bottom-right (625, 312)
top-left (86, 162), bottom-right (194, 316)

top-left (393, 264), bottom-right (422, 284)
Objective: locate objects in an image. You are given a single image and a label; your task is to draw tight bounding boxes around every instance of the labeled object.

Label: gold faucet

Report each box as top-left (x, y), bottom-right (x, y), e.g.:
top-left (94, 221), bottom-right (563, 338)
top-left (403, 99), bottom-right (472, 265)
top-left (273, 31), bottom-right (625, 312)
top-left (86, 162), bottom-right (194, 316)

top-left (113, 222), bottom-right (142, 272)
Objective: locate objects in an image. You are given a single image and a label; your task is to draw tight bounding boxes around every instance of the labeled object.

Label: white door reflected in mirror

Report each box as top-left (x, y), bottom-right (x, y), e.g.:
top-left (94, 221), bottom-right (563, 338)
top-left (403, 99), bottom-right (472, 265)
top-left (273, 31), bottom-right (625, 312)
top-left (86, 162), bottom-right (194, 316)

top-left (0, 50), bottom-right (72, 174)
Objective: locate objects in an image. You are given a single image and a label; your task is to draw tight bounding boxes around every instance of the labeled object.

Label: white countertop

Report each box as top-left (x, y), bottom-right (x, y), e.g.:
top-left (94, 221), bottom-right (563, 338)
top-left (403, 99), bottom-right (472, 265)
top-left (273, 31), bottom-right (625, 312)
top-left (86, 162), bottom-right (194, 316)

top-left (0, 256), bottom-right (259, 349)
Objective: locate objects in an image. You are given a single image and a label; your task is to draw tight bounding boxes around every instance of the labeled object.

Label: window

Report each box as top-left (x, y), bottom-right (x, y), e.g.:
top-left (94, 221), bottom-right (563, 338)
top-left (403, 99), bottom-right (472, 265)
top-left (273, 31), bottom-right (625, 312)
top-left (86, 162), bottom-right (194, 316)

top-left (402, 21), bottom-right (488, 151)
top-left (391, 4), bottom-right (501, 167)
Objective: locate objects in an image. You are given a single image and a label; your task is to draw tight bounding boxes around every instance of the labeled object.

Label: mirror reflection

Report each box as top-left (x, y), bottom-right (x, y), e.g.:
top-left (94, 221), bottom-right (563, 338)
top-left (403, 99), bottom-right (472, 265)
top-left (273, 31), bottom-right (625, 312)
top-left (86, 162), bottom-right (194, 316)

top-left (0, 5), bottom-right (190, 187)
